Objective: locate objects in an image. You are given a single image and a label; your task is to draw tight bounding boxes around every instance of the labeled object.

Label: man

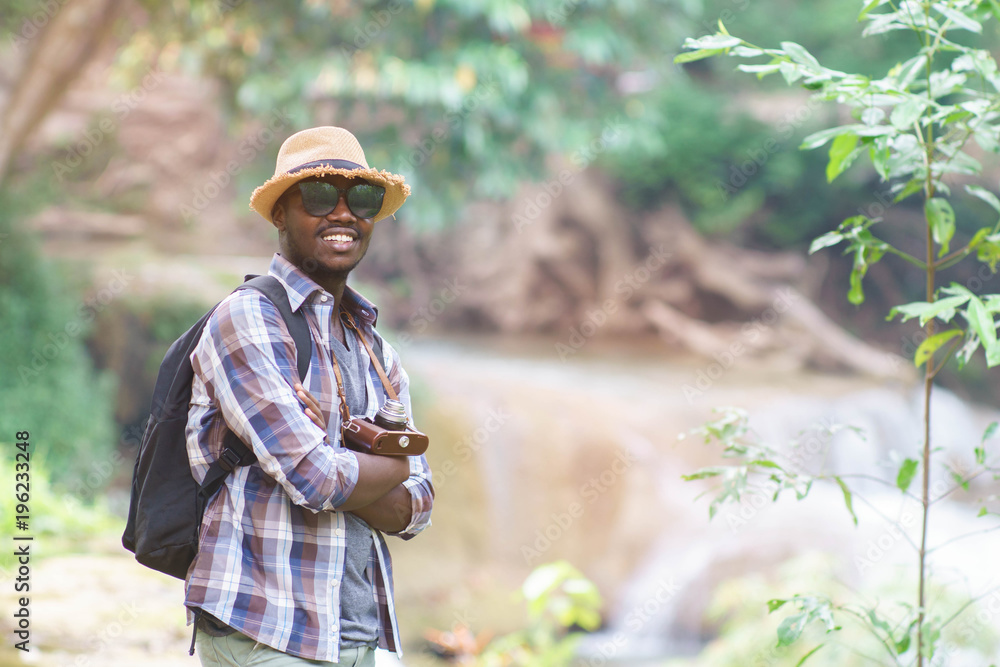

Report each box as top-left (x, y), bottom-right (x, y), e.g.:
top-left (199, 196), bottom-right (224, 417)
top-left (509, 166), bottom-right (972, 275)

top-left (184, 126), bottom-right (434, 666)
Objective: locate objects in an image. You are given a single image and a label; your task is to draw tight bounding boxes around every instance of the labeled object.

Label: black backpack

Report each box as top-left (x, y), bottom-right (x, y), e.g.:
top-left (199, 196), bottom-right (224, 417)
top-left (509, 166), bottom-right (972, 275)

top-left (122, 275), bottom-right (377, 580)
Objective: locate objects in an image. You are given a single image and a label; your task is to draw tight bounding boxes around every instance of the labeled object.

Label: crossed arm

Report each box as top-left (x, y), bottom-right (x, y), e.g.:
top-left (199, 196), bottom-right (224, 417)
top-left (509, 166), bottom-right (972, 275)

top-left (295, 383), bottom-right (413, 533)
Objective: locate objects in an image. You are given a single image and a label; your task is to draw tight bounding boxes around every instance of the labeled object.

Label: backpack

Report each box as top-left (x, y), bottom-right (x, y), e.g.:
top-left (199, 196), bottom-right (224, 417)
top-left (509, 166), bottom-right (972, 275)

top-left (121, 274), bottom-right (385, 580)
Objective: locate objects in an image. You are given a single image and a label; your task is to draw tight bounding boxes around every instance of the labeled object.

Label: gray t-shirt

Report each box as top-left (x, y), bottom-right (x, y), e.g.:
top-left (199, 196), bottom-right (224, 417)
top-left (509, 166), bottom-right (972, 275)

top-left (330, 324), bottom-right (380, 649)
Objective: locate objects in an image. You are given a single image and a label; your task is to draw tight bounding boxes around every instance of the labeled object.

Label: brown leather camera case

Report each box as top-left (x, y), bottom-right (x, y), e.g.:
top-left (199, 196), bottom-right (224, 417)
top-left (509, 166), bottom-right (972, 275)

top-left (341, 417), bottom-right (429, 457)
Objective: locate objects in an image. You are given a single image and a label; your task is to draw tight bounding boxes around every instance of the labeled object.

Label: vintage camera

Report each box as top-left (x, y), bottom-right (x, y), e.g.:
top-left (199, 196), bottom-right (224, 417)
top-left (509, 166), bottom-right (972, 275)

top-left (341, 399), bottom-right (429, 457)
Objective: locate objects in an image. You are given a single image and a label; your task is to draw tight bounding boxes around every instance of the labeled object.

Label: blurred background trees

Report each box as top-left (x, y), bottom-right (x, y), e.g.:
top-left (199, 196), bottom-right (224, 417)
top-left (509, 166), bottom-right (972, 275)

top-left (2, 0), bottom-right (1000, 664)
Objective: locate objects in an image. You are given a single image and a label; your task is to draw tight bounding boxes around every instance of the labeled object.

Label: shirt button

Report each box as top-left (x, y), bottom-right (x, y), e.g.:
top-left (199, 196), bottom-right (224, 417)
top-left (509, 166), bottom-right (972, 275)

top-left (320, 295), bottom-right (329, 302)
top-left (335, 528), bottom-right (344, 537)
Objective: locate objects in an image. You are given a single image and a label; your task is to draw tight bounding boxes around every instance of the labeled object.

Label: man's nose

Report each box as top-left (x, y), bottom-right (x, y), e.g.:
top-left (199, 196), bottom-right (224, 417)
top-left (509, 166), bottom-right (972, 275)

top-left (326, 193), bottom-right (355, 221)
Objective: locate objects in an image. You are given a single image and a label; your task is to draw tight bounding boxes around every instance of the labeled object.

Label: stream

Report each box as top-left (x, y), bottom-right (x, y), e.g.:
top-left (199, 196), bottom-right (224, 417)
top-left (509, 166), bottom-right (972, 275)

top-left (3, 335), bottom-right (998, 666)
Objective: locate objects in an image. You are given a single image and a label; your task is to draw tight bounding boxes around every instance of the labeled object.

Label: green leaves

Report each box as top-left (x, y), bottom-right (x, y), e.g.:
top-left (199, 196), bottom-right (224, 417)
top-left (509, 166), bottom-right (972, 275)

top-left (674, 34), bottom-right (742, 63)
top-left (890, 97), bottom-right (927, 130)
top-left (888, 295), bottom-right (969, 326)
top-left (894, 286), bottom-right (1000, 368)
top-left (827, 133), bottom-right (860, 182)
top-left (964, 294), bottom-right (1000, 366)
top-left (769, 596), bottom-right (838, 648)
top-left (522, 561), bottom-right (603, 630)
top-left (914, 329), bottom-right (962, 367)
top-left (926, 198), bottom-right (956, 257)
top-left (896, 458), bottom-right (919, 493)
top-left (801, 126), bottom-right (853, 151)
top-left (932, 2), bottom-right (983, 32)
top-left (778, 613), bottom-right (809, 647)
top-left (834, 476), bottom-right (858, 526)
top-left (889, 283), bottom-right (1000, 368)
top-left (674, 48), bottom-right (725, 64)
top-left (858, 0), bottom-right (883, 22)
top-left (780, 41), bottom-right (821, 69)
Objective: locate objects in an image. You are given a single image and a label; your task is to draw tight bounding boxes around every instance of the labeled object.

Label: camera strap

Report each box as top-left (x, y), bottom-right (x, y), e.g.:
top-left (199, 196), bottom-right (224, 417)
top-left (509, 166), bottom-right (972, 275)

top-left (329, 349), bottom-right (353, 425)
top-left (328, 309), bottom-right (402, 429)
top-left (340, 310), bottom-right (399, 402)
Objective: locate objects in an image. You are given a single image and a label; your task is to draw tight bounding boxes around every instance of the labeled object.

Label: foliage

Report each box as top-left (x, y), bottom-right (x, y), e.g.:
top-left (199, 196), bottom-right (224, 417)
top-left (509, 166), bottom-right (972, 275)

top-left (94, 0), bottom-right (703, 230)
top-left (0, 188), bottom-right (117, 485)
top-left (0, 453), bottom-right (122, 573)
top-left (681, 408), bottom-right (1000, 665)
top-left (678, 2), bottom-right (1000, 663)
top-left (475, 560), bottom-right (603, 666)
top-left (662, 553), bottom-right (1000, 667)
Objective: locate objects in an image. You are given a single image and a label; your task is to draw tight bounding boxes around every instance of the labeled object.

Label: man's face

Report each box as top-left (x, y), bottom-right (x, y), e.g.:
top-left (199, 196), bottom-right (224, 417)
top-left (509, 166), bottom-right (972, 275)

top-left (271, 173), bottom-right (376, 281)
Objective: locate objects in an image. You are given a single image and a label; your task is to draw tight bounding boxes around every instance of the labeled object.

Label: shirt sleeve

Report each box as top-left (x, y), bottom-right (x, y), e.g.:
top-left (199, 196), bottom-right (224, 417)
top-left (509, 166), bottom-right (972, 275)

top-left (192, 290), bottom-right (360, 511)
top-left (380, 336), bottom-right (434, 539)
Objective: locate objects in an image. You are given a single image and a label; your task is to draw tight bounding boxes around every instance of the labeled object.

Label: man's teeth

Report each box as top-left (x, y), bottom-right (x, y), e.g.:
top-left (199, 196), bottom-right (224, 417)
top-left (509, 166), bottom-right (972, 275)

top-left (322, 234), bottom-right (354, 243)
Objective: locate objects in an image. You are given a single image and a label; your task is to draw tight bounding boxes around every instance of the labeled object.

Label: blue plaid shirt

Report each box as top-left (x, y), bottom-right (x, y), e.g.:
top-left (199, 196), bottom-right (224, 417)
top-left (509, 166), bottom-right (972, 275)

top-left (184, 253), bottom-right (434, 661)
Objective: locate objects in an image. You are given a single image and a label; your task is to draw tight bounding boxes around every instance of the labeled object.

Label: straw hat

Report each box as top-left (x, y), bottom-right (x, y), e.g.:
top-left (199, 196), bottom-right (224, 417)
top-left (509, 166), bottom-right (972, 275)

top-left (250, 126), bottom-right (410, 223)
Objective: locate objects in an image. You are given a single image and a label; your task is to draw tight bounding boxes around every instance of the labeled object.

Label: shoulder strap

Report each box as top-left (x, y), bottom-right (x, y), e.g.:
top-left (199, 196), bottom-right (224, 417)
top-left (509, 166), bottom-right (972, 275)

top-left (372, 330), bottom-right (384, 372)
top-left (241, 275), bottom-right (312, 381)
top-left (198, 275), bottom-right (313, 495)
top-left (341, 310), bottom-right (397, 401)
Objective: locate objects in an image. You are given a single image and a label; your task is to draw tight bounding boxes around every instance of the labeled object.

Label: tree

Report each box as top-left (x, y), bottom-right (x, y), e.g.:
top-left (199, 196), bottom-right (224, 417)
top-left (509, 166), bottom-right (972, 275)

top-left (678, 1), bottom-right (1000, 664)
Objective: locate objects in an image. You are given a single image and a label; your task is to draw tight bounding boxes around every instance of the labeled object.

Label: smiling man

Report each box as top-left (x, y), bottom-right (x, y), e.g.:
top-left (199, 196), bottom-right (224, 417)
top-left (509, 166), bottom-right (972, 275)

top-left (184, 126), bottom-right (434, 666)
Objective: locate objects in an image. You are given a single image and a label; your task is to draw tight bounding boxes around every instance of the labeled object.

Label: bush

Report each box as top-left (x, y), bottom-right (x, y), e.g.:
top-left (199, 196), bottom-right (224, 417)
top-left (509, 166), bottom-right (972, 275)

top-left (0, 189), bottom-right (117, 485)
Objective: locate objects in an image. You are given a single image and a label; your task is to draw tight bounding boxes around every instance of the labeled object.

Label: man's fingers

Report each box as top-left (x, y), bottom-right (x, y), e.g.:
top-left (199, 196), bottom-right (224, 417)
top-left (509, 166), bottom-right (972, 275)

top-left (295, 383), bottom-right (325, 428)
top-left (304, 408), bottom-right (324, 429)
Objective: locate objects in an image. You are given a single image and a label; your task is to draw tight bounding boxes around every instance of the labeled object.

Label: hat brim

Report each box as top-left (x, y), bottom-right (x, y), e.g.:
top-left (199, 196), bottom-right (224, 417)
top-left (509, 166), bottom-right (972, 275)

top-left (250, 165), bottom-right (410, 223)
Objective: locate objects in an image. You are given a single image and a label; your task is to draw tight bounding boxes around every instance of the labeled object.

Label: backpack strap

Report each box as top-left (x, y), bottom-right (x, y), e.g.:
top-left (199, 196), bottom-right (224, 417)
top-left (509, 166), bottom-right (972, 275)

top-left (241, 275), bottom-right (312, 381)
top-left (198, 275), bottom-right (313, 499)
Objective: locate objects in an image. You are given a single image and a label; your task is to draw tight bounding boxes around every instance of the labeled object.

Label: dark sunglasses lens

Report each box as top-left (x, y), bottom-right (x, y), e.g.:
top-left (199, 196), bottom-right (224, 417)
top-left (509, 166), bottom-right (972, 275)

top-left (347, 183), bottom-right (385, 219)
top-left (298, 182), bottom-right (339, 216)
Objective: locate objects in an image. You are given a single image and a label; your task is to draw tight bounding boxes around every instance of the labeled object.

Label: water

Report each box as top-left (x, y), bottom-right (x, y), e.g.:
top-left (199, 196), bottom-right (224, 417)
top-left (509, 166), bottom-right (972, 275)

top-left (401, 335), bottom-right (1000, 664)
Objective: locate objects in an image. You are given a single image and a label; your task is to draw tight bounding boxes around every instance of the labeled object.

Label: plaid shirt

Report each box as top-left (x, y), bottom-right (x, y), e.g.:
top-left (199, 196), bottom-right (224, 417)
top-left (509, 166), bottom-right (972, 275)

top-left (184, 253), bottom-right (434, 662)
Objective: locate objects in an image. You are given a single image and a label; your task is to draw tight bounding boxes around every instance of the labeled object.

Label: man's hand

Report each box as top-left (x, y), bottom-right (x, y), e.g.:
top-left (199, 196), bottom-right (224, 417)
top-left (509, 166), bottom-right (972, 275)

top-left (294, 383), bottom-right (411, 519)
top-left (295, 382), bottom-right (326, 431)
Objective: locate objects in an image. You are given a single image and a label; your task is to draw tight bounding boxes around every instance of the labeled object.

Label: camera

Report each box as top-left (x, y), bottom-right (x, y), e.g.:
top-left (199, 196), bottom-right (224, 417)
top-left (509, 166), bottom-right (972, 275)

top-left (340, 399), bottom-right (428, 457)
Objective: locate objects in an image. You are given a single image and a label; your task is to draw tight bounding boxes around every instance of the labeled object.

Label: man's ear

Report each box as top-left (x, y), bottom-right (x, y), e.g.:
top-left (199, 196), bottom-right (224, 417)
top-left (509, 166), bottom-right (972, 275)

top-left (271, 201), bottom-right (285, 232)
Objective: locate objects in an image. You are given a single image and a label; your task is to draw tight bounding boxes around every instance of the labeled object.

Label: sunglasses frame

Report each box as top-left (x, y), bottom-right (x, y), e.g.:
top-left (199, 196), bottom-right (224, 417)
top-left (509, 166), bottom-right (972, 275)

top-left (296, 180), bottom-right (385, 220)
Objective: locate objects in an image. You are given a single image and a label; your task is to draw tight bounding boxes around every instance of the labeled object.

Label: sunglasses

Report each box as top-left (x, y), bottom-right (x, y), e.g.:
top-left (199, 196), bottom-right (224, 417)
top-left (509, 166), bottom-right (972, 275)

top-left (297, 180), bottom-right (385, 219)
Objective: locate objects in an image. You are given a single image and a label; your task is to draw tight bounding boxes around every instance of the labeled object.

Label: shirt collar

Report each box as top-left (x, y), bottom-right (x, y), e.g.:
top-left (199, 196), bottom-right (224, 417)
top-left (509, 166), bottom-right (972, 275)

top-left (267, 253), bottom-right (379, 327)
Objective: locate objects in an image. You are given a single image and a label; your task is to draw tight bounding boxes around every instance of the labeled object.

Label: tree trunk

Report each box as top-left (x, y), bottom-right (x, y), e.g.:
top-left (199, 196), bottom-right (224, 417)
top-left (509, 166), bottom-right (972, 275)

top-left (0, 0), bottom-right (123, 184)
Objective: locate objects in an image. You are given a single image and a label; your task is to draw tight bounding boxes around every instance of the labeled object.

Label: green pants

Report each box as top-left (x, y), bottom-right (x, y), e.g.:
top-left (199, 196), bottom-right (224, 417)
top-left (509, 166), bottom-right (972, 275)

top-left (196, 631), bottom-right (377, 667)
